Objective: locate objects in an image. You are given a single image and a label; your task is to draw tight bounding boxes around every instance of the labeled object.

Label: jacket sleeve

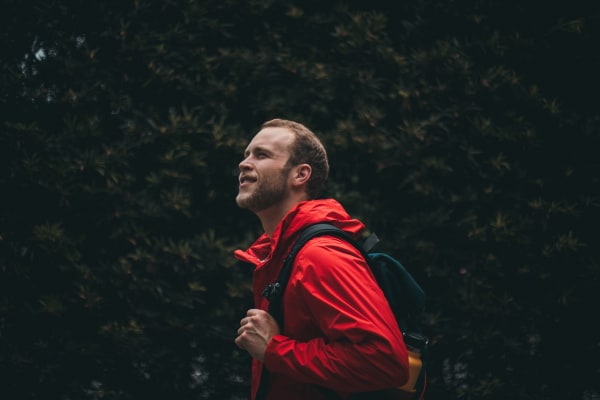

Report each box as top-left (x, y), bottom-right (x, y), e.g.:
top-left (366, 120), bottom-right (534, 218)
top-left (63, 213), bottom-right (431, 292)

top-left (262, 236), bottom-right (409, 392)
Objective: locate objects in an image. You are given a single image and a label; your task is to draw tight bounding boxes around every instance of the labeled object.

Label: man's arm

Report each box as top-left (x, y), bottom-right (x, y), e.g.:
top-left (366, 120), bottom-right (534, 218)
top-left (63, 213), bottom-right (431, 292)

top-left (262, 237), bottom-right (409, 392)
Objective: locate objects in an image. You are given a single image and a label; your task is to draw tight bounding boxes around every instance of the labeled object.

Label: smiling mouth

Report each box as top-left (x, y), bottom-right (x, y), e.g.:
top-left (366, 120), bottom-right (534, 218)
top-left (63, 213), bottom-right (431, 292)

top-left (239, 175), bottom-right (257, 186)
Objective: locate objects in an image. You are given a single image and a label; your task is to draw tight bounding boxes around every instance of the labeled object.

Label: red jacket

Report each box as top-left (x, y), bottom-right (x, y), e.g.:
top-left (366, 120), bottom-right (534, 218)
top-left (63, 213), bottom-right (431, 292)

top-left (234, 199), bottom-right (409, 400)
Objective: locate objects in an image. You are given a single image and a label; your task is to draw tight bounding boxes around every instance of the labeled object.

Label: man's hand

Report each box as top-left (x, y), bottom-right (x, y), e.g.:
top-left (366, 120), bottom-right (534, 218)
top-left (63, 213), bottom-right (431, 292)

top-left (235, 309), bottom-right (280, 362)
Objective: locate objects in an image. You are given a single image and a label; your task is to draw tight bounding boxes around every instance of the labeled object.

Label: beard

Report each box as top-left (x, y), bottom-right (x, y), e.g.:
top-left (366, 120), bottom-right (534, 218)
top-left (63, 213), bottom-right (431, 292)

top-left (236, 168), bottom-right (290, 213)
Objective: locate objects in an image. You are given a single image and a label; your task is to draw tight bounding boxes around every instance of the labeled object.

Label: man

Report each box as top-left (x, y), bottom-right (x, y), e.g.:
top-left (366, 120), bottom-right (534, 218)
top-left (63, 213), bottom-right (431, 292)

top-left (234, 119), bottom-right (409, 399)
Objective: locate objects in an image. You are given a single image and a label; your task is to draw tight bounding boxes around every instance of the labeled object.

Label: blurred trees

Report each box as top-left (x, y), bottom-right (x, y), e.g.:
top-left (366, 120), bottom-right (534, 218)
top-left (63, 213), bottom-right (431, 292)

top-left (1, 0), bottom-right (598, 399)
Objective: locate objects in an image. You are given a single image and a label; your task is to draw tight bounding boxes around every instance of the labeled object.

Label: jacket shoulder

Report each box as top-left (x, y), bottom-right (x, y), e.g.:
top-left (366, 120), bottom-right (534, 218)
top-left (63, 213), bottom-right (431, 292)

top-left (292, 235), bottom-right (367, 277)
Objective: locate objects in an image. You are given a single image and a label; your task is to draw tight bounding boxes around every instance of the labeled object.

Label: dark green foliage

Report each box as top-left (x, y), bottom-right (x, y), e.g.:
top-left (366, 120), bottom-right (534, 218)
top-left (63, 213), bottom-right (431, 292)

top-left (1, 0), bottom-right (599, 399)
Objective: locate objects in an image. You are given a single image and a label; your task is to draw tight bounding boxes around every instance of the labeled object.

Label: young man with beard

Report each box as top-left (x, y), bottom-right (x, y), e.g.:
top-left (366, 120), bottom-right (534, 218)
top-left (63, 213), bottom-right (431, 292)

top-left (234, 119), bottom-right (409, 400)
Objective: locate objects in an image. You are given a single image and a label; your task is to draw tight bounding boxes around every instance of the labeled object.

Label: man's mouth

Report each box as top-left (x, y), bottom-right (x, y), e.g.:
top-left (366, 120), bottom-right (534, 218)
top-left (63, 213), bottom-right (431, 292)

top-left (239, 175), bottom-right (257, 186)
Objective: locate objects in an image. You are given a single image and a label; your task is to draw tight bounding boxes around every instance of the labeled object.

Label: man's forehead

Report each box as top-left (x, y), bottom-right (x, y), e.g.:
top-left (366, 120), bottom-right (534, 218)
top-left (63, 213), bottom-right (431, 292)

top-left (246, 127), bottom-right (294, 150)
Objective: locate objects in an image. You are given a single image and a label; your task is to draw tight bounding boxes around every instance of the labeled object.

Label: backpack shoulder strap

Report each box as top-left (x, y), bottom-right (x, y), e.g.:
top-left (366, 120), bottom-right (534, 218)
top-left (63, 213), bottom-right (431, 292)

top-left (262, 223), bottom-right (363, 328)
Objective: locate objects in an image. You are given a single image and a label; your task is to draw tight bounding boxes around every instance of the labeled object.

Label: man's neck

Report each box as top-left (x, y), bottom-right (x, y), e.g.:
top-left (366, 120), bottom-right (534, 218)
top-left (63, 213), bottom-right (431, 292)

top-left (257, 196), bottom-right (308, 237)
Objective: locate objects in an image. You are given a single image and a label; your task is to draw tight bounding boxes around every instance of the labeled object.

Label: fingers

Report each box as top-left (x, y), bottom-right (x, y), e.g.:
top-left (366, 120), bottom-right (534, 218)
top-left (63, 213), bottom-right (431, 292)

top-left (238, 309), bottom-right (266, 331)
top-left (238, 312), bottom-right (257, 330)
top-left (235, 309), bottom-right (280, 362)
top-left (235, 312), bottom-right (256, 347)
top-left (246, 308), bottom-right (263, 317)
top-left (234, 333), bottom-right (245, 349)
top-left (235, 317), bottom-right (250, 349)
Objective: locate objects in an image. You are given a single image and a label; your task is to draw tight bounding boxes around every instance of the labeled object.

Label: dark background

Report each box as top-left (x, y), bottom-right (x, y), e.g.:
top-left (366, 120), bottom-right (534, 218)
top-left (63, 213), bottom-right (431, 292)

top-left (1, 0), bottom-right (599, 399)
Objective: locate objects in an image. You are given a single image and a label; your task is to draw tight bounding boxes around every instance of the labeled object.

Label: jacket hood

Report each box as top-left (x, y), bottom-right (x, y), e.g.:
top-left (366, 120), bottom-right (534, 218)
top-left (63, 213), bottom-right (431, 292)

top-left (234, 198), bottom-right (365, 265)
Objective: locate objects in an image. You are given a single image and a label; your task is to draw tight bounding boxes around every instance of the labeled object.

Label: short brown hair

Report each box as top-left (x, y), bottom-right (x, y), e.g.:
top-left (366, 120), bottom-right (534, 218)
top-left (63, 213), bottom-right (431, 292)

top-left (261, 118), bottom-right (329, 198)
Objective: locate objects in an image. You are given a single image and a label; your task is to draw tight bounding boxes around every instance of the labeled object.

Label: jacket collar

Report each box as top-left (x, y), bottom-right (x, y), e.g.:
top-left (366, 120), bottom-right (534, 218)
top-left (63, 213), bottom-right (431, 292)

top-left (234, 198), bottom-right (365, 265)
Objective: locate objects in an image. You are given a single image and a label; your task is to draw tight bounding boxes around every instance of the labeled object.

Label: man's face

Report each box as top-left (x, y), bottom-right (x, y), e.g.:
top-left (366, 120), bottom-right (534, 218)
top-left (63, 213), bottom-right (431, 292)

top-left (236, 127), bottom-right (295, 213)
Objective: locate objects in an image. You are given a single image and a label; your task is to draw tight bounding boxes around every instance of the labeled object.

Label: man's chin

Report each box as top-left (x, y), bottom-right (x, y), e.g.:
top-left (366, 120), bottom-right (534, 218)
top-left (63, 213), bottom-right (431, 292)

top-left (235, 197), bottom-right (247, 209)
top-left (236, 194), bottom-right (253, 210)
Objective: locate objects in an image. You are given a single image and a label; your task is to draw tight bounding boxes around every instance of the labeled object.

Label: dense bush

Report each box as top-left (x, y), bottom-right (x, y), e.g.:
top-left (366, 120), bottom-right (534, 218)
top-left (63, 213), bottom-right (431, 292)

top-left (1, 0), bottom-right (598, 399)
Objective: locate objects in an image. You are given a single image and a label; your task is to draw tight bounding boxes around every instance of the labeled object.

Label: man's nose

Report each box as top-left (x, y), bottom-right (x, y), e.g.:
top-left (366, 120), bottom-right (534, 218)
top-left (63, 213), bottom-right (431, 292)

top-left (239, 156), bottom-right (252, 171)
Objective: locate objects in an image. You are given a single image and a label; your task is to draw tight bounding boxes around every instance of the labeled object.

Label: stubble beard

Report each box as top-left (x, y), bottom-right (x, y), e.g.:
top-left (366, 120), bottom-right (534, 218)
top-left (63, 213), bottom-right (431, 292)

top-left (236, 169), bottom-right (290, 213)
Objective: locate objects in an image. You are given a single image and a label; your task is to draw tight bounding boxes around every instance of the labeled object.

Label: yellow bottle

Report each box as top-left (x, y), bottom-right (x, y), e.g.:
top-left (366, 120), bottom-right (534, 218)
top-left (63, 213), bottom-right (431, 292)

top-left (398, 348), bottom-right (423, 392)
top-left (396, 331), bottom-right (427, 397)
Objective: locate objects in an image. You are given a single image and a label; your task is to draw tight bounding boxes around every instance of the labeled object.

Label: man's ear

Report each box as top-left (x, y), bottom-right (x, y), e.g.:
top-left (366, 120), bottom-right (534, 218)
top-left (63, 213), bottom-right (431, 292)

top-left (291, 164), bottom-right (311, 187)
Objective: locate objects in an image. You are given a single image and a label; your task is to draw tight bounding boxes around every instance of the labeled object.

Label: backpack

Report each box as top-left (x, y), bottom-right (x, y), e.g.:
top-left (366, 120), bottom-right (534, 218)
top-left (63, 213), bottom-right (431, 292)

top-left (262, 223), bottom-right (428, 400)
